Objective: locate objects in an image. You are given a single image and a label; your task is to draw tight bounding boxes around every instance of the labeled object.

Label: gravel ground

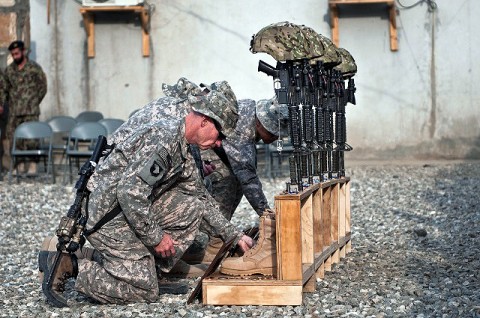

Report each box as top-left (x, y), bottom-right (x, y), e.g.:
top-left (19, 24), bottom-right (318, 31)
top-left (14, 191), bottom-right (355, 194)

top-left (0, 161), bottom-right (479, 317)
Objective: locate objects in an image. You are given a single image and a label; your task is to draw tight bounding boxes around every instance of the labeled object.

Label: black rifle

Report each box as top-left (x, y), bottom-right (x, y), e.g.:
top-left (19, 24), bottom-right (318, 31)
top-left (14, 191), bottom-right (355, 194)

top-left (258, 60), bottom-right (290, 105)
top-left (42, 135), bottom-right (110, 307)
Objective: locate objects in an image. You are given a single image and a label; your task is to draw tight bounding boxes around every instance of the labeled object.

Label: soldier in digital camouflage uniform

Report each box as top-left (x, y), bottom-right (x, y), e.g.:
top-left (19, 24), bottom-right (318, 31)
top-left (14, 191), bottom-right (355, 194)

top-left (182, 94), bottom-right (288, 264)
top-left (39, 78), bottom-right (254, 305)
top-left (4, 41), bottom-right (47, 151)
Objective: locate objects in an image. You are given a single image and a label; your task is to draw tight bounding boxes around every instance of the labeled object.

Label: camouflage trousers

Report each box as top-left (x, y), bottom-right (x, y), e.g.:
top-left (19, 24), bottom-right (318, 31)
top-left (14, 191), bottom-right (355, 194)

top-left (75, 187), bottom-right (204, 304)
top-left (201, 149), bottom-right (243, 221)
top-left (7, 114), bottom-right (39, 151)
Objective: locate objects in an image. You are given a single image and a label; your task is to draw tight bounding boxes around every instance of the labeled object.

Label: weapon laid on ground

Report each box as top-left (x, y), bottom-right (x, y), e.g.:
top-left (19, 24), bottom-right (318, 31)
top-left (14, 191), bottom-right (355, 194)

top-left (41, 135), bottom-right (111, 307)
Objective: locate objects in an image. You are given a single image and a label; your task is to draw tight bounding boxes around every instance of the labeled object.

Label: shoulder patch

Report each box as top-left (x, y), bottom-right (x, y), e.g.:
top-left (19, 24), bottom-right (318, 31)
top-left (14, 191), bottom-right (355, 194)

top-left (137, 148), bottom-right (172, 186)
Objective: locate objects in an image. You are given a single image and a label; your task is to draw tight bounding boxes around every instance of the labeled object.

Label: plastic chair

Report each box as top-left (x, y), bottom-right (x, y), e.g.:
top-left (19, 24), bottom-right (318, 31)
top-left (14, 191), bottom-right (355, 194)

top-left (63, 122), bottom-right (107, 184)
top-left (98, 118), bottom-right (125, 135)
top-left (75, 111), bottom-right (104, 123)
top-left (46, 116), bottom-right (77, 163)
top-left (9, 121), bottom-right (55, 184)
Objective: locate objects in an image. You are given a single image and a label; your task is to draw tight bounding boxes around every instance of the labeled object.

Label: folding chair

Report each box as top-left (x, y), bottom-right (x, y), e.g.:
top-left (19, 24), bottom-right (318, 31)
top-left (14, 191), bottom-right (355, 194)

top-left (75, 111), bottom-right (104, 123)
top-left (63, 122), bottom-right (107, 184)
top-left (9, 121), bottom-right (55, 184)
top-left (46, 115), bottom-right (77, 166)
top-left (98, 118), bottom-right (125, 135)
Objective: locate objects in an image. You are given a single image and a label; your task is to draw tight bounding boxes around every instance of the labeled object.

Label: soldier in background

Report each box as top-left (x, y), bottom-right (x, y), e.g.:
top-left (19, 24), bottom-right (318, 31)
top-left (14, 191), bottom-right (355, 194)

top-left (4, 40), bottom-right (47, 173)
top-left (0, 69), bottom-right (7, 173)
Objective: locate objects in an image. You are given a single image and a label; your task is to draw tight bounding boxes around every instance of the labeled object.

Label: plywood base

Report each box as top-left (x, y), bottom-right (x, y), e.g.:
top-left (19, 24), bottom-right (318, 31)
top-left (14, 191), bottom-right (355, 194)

top-left (202, 277), bottom-right (303, 306)
top-left (201, 178), bottom-right (352, 306)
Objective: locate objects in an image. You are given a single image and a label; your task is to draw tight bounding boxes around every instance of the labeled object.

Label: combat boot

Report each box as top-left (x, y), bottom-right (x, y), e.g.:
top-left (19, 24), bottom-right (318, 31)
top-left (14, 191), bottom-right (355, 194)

top-left (182, 237), bottom-right (223, 265)
top-left (220, 211), bottom-right (277, 276)
top-left (38, 235), bottom-right (78, 306)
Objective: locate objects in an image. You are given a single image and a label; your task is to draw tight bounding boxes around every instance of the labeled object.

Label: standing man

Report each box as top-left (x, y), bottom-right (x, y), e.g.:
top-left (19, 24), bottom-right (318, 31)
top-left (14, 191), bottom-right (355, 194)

top-left (4, 40), bottom-right (47, 173)
top-left (0, 69), bottom-right (7, 174)
top-left (39, 78), bottom-right (254, 305)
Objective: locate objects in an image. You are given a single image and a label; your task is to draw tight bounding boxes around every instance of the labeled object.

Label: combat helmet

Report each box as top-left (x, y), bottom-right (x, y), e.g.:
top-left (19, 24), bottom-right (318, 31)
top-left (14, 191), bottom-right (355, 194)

top-left (308, 32), bottom-right (342, 68)
top-left (333, 47), bottom-right (357, 77)
top-left (255, 96), bottom-right (289, 137)
top-left (250, 21), bottom-right (326, 61)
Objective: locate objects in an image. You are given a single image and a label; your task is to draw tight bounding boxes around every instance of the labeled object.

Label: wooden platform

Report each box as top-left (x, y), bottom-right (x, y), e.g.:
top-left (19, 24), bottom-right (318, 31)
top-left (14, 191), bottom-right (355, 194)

top-left (202, 178), bottom-right (352, 306)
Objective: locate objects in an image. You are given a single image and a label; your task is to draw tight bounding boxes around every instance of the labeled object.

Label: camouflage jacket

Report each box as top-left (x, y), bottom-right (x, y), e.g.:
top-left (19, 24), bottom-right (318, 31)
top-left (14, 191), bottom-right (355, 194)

top-left (219, 99), bottom-right (270, 215)
top-left (86, 97), bottom-right (239, 247)
top-left (0, 69), bottom-right (5, 106)
top-left (4, 59), bottom-right (47, 116)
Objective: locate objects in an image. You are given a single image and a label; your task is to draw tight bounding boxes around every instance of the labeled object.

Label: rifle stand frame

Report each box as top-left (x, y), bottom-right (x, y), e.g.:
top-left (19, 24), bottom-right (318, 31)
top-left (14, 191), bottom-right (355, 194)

top-left (202, 177), bottom-right (352, 306)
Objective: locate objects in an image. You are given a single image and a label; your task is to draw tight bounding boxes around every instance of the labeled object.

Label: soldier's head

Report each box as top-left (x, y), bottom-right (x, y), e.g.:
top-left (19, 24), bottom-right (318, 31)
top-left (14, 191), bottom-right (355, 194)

top-left (8, 41), bottom-right (26, 65)
top-left (255, 96), bottom-right (289, 144)
top-left (183, 80), bottom-right (239, 149)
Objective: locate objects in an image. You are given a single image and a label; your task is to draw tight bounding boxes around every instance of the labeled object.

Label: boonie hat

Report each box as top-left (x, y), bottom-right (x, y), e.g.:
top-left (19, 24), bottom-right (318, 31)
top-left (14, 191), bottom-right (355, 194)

top-left (256, 96), bottom-right (289, 136)
top-left (189, 89), bottom-right (238, 139)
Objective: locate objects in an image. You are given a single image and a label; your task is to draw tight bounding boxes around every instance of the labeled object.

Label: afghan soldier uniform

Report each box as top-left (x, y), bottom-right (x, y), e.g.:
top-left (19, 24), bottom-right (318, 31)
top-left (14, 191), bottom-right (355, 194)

top-left (74, 83), bottom-right (241, 304)
top-left (4, 59), bottom-right (47, 148)
top-left (0, 70), bottom-right (7, 167)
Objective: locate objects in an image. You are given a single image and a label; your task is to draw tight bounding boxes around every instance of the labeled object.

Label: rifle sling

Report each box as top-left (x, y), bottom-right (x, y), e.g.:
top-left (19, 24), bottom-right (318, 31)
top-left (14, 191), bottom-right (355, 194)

top-left (84, 205), bottom-right (122, 237)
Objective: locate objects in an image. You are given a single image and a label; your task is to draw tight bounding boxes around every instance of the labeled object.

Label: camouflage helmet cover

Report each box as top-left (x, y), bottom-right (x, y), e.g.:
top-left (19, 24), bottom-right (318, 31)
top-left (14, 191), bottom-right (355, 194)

top-left (250, 21), bottom-right (326, 61)
top-left (309, 33), bottom-right (342, 67)
top-left (333, 47), bottom-right (357, 77)
top-left (255, 96), bottom-right (289, 136)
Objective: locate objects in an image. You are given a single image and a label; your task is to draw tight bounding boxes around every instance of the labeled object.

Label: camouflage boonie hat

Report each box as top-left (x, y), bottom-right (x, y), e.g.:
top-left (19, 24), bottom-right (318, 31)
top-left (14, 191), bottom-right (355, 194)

top-left (189, 88), bottom-right (239, 139)
top-left (309, 33), bottom-right (342, 68)
top-left (200, 80), bottom-right (237, 107)
top-left (250, 21), bottom-right (325, 61)
top-left (255, 96), bottom-right (289, 136)
top-left (162, 77), bottom-right (203, 99)
top-left (333, 47), bottom-right (357, 77)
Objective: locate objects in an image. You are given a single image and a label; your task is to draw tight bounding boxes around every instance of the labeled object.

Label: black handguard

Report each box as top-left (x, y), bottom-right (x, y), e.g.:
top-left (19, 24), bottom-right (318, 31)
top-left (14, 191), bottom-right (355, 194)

top-left (41, 135), bottom-right (110, 307)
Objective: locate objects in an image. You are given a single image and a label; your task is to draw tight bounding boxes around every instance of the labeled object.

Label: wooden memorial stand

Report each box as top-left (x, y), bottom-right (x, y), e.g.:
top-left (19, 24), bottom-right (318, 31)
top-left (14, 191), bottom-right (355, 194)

top-left (328, 0), bottom-right (398, 51)
top-left (201, 177), bottom-right (352, 306)
top-left (80, 6), bottom-right (150, 58)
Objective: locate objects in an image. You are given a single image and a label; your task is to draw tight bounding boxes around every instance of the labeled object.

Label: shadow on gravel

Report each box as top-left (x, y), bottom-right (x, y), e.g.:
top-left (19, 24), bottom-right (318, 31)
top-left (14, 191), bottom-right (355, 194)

top-left (403, 163), bottom-right (479, 317)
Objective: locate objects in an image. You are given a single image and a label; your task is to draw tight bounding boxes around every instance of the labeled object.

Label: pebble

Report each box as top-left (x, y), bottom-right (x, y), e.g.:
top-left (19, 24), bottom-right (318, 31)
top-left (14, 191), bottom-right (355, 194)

top-left (1, 161), bottom-right (479, 317)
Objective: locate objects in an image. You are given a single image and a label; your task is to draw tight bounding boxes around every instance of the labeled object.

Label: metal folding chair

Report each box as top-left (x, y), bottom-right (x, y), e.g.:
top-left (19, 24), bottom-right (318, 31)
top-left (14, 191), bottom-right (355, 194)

top-left (63, 122), bottom-right (107, 184)
top-left (75, 111), bottom-right (104, 123)
top-left (9, 121), bottom-right (55, 183)
top-left (46, 115), bottom-right (77, 167)
top-left (98, 118), bottom-right (125, 135)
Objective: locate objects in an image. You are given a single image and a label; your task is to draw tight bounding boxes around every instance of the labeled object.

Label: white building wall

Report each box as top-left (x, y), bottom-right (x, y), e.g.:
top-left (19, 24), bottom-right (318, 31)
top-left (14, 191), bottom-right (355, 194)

top-left (28, 0), bottom-right (480, 159)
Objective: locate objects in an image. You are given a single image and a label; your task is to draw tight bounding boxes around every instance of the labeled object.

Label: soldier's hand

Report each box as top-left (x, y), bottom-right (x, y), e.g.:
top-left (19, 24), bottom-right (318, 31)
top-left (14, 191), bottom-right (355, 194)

top-left (237, 235), bottom-right (254, 252)
top-left (154, 234), bottom-right (176, 258)
top-left (203, 160), bottom-right (216, 176)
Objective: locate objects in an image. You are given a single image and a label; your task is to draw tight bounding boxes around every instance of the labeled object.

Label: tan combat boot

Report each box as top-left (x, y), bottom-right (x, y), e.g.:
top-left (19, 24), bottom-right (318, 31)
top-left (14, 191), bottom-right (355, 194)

top-left (220, 211), bottom-right (277, 276)
top-left (38, 236), bottom-right (78, 293)
top-left (182, 237), bottom-right (223, 265)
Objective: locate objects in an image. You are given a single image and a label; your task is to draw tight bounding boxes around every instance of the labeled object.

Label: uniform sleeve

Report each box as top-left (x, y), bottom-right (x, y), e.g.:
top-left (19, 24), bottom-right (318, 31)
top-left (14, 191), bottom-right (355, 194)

top-left (222, 139), bottom-right (270, 216)
top-left (116, 137), bottom-right (173, 247)
top-left (35, 66), bottom-right (47, 104)
top-left (197, 183), bottom-right (242, 242)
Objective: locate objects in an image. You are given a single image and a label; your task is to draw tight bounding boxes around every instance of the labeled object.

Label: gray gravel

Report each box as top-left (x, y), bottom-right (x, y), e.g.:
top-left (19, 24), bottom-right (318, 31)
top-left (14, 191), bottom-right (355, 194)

top-left (1, 161), bottom-right (479, 317)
